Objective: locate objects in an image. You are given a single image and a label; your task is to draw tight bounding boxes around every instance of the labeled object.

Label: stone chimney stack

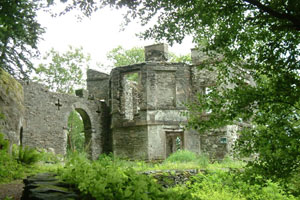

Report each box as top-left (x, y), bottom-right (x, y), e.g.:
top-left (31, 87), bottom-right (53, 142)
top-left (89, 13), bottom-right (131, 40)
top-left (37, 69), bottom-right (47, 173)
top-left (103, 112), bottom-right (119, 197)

top-left (144, 43), bottom-right (168, 62)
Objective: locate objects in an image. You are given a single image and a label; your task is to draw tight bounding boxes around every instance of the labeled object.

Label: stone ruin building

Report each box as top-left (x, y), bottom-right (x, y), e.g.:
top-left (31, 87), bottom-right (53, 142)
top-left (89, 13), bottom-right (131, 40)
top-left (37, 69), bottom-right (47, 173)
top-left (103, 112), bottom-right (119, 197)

top-left (0, 44), bottom-right (239, 160)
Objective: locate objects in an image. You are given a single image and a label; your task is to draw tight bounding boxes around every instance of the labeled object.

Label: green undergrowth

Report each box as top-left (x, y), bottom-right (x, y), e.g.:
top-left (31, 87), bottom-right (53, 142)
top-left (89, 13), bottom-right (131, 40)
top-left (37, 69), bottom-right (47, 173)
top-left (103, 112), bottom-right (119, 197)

top-left (58, 152), bottom-right (298, 200)
top-left (0, 133), bottom-right (63, 184)
top-left (106, 150), bottom-right (245, 172)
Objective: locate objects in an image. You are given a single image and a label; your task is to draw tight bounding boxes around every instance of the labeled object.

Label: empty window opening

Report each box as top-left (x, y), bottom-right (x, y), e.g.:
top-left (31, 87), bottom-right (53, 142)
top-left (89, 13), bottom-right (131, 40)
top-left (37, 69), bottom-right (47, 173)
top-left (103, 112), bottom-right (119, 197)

top-left (175, 136), bottom-right (182, 151)
top-left (123, 72), bottom-right (140, 120)
top-left (220, 137), bottom-right (227, 144)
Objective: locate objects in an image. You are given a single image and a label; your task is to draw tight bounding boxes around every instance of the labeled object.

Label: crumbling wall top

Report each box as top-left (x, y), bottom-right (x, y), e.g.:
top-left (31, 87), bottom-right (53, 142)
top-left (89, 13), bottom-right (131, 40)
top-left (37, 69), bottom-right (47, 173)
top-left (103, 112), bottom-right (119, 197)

top-left (145, 43), bottom-right (168, 62)
top-left (87, 69), bottom-right (109, 81)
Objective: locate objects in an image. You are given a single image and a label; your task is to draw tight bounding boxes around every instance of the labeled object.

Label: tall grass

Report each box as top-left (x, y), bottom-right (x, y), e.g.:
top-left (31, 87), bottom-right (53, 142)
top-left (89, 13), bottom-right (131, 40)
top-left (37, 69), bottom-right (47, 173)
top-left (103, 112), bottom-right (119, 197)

top-left (164, 150), bottom-right (210, 169)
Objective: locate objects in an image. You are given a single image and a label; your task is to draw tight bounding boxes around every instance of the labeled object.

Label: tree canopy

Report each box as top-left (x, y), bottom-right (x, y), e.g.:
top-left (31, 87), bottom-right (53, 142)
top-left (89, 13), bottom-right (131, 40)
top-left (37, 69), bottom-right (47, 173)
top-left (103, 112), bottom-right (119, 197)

top-left (106, 46), bottom-right (145, 67)
top-left (0, 0), bottom-right (44, 79)
top-left (33, 46), bottom-right (90, 94)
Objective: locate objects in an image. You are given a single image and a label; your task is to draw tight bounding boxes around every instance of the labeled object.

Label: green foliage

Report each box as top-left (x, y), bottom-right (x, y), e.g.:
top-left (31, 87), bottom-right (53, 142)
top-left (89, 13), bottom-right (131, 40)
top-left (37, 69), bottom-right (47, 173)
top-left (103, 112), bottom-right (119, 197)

top-left (165, 150), bottom-right (198, 163)
top-left (59, 153), bottom-right (175, 200)
top-left (0, 0), bottom-right (44, 79)
top-left (38, 149), bottom-right (63, 164)
top-left (286, 167), bottom-right (300, 196)
top-left (67, 111), bottom-right (85, 153)
top-left (17, 146), bottom-right (41, 165)
top-left (168, 52), bottom-right (191, 64)
top-left (99, 0), bottom-right (300, 183)
top-left (172, 171), bottom-right (297, 200)
top-left (106, 45), bottom-right (192, 67)
top-left (0, 151), bottom-right (24, 183)
top-left (107, 46), bottom-right (145, 67)
top-left (0, 132), bottom-right (9, 151)
top-left (0, 112), bottom-right (5, 121)
top-left (58, 153), bottom-right (297, 199)
top-left (0, 134), bottom-right (24, 183)
top-left (164, 150), bottom-right (210, 169)
top-left (208, 156), bottom-right (245, 170)
top-left (34, 46), bottom-right (90, 94)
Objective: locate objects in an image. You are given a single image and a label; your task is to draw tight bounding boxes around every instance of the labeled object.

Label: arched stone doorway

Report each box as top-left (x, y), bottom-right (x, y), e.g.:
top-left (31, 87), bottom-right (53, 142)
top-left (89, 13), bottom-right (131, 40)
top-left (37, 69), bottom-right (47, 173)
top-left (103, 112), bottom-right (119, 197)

top-left (66, 106), bottom-right (94, 158)
top-left (75, 108), bottom-right (92, 156)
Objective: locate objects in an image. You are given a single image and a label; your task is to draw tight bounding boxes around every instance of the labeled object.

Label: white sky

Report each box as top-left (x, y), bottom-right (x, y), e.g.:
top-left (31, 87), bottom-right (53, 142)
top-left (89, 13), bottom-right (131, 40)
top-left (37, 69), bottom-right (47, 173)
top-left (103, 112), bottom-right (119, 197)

top-left (35, 6), bottom-right (194, 73)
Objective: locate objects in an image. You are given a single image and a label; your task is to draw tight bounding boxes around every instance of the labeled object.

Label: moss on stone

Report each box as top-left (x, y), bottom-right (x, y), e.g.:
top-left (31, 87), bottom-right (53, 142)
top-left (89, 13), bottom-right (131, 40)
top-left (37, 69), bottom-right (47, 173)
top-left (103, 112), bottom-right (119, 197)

top-left (0, 68), bottom-right (24, 142)
top-left (0, 68), bottom-right (24, 103)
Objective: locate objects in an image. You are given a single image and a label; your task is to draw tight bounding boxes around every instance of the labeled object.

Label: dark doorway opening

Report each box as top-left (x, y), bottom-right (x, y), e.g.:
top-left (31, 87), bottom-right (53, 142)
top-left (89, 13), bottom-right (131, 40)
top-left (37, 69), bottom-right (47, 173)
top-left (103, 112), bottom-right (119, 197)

top-left (20, 127), bottom-right (23, 146)
top-left (166, 132), bottom-right (184, 158)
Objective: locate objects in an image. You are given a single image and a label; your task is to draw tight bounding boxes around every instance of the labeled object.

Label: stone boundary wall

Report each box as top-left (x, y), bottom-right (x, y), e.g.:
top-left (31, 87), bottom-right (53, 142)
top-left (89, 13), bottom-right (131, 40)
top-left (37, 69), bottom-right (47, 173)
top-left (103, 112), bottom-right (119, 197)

top-left (21, 81), bottom-right (106, 159)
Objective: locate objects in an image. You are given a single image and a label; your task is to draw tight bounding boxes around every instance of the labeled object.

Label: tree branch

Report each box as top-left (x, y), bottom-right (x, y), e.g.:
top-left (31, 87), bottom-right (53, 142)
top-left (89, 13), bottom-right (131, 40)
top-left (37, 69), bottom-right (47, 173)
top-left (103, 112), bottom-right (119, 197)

top-left (243, 0), bottom-right (300, 30)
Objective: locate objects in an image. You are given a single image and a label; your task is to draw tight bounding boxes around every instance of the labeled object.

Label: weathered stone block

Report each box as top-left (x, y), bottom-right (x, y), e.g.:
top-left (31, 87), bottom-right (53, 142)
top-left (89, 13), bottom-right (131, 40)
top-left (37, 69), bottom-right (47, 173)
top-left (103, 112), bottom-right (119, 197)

top-left (145, 43), bottom-right (168, 62)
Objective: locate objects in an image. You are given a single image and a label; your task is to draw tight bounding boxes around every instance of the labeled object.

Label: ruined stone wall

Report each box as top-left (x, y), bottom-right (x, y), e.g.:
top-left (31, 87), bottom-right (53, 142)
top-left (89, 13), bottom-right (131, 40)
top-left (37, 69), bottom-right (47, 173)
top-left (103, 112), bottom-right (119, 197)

top-left (86, 69), bottom-right (109, 100)
top-left (199, 125), bottom-right (239, 159)
top-left (0, 69), bottom-right (24, 147)
top-left (109, 52), bottom-right (203, 160)
top-left (22, 81), bottom-right (106, 159)
top-left (109, 63), bottom-right (148, 159)
top-left (113, 126), bottom-right (148, 159)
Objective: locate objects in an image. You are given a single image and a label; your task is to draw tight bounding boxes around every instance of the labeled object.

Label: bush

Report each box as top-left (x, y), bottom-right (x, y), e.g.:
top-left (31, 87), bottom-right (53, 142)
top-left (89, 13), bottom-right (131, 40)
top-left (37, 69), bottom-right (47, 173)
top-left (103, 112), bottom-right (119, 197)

top-left (59, 153), bottom-right (180, 200)
top-left (172, 171), bottom-right (297, 200)
top-left (17, 146), bottom-right (41, 165)
top-left (0, 134), bottom-right (24, 183)
top-left (286, 167), bottom-right (300, 196)
top-left (0, 132), bottom-right (9, 151)
top-left (39, 149), bottom-right (63, 164)
top-left (0, 150), bottom-right (24, 183)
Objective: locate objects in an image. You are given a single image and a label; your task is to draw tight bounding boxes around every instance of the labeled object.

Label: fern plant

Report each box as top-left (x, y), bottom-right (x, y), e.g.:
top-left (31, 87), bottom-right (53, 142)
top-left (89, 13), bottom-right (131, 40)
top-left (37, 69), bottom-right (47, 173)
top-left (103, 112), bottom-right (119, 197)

top-left (18, 146), bottom-right (40, 165)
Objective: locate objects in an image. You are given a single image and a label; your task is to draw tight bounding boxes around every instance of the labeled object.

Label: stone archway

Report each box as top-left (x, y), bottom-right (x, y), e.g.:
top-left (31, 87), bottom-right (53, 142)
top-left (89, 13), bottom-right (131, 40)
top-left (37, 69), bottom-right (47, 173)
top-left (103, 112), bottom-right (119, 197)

top-left (65, 103), bottom-right (95, 158)
top-left (75, 108), bottom-right (92, 156)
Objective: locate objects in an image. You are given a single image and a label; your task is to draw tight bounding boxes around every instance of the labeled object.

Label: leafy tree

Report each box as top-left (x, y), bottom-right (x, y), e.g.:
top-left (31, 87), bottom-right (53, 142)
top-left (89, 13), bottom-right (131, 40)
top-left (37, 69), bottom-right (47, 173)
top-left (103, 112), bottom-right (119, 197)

top-left (168, 52), bottom-right (191, 64)
top-left (0, 0), bottom-right (44, 79)
top-left (106, 45), bottom-right (191, 67)
top-left (90, 0), bottom-right (300, 181)
top-left (107, 46), bottom-right (145, 67)
top-left (34, 46), bottom-right (90, 153)
top-left (34, 46), bottom-right (90, 94)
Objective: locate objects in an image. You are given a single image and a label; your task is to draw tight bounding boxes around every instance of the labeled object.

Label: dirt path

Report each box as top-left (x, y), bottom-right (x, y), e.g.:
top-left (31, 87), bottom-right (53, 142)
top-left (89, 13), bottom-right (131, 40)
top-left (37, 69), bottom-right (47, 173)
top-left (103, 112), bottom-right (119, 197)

top-left (0, 180), bottom-right (24, 200)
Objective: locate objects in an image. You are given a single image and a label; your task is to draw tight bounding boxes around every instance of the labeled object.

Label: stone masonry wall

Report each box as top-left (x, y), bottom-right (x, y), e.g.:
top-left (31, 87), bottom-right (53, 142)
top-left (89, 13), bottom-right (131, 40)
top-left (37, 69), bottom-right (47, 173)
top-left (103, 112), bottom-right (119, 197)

top-left (22, 81), bottom-right (105, 159)
top-left (86, 69), bottom-right (109, 100)
top-left (0, 43), bottom-right (240, 161)
top-left (0, 69), bottom-right (24, 149)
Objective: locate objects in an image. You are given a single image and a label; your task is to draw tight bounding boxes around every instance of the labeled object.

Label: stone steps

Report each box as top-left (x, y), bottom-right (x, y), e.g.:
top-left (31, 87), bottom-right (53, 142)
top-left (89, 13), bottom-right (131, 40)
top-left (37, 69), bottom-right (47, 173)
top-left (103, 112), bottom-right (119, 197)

top-left (21, 173), bottom-right (81, 200)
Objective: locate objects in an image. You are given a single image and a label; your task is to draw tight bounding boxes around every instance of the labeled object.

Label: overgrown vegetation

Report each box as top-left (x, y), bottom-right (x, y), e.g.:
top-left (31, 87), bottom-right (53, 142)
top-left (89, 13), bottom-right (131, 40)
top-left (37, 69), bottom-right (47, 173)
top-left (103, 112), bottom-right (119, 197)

top-left (0, 133), bottom-right (62, 184)
top-left (67, 110), bottom-right (85, 154)
top-left (57, 152), bottom-right (298, 200)
top-left (1, 137), bottom-right (299, 199)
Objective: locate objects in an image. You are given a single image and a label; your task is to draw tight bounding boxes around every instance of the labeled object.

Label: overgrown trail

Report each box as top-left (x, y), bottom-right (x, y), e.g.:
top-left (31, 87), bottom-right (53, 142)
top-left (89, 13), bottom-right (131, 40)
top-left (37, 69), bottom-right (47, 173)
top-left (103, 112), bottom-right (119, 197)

top-left (0, 180), bottom-right (24, 200)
